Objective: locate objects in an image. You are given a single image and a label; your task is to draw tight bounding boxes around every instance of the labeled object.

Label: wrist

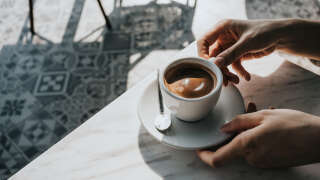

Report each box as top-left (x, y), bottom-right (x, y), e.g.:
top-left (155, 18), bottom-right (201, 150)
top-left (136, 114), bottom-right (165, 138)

top-left (274, 18), bottom-right (304, 50)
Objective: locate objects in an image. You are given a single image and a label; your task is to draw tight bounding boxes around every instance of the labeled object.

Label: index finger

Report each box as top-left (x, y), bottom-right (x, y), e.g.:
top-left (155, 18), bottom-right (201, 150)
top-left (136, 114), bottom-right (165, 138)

top-left (197, 20), bottom-right (229, 59)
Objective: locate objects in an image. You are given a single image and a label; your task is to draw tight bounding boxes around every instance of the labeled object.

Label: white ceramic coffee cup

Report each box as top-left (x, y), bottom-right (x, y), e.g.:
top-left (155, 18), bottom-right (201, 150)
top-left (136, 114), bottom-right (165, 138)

top-left (160, 57), bottom-right (223, 122)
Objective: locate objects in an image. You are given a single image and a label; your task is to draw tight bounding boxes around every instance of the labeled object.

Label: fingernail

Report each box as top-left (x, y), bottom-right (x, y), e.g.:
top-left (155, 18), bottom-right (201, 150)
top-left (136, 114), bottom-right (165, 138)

top-left (245, 73), bottom-right (251, 81)
top-left (223, 78), bottom-right (228, 86)
top-left (247, 102), bottom-right (257, 113)
top-left (215, 57), bottom-right (224, 66)
top-left (220, 122), bottom-right (231, 132)
top-left (234, 76), bottom-right (240, 84)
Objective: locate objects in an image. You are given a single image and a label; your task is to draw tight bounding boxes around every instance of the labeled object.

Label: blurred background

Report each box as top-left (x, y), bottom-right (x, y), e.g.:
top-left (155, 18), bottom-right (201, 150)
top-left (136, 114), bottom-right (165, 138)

top-left (0, 0), bottom-right (319, 178)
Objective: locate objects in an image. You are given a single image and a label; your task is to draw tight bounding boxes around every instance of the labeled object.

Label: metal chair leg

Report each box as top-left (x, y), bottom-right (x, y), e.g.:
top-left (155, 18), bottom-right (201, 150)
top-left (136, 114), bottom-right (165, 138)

top-left (96, 0), bottom-right (112, 30)
top-left (29, 0), bottom-right (35, 34)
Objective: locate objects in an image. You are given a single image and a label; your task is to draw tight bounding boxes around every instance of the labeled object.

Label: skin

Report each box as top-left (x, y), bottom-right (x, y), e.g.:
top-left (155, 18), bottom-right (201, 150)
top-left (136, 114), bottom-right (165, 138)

top-left (197, 18), bottom-right (320, 85)
top-left (196, 19), bottom-right (320, 168)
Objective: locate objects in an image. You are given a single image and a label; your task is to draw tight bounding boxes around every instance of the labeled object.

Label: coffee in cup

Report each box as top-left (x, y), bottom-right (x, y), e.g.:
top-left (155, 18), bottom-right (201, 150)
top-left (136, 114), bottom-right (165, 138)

top-left (160, 57), bottom-right (223, 122)
top-left (164, 62), bottom-right (217, 98)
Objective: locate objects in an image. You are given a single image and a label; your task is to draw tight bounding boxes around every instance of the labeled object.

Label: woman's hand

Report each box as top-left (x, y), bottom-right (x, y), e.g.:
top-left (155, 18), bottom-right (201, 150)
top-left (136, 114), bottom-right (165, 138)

top-left (197, 19), bottom-right (288, 85)
top-left (197, 109), bottom-right (320, 168)
top-left (198, 18), bottom-right (320, 85)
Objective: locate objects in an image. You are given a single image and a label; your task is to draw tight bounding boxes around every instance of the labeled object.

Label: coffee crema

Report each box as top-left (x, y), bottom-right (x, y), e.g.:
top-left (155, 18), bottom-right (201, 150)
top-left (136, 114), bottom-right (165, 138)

top-left (164, 63), bottom-right (216, 98)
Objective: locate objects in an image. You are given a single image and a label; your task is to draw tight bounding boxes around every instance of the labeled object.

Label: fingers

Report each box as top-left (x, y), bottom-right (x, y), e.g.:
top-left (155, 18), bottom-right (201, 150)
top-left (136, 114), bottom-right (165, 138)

top-left (222, 45), bottom-right (276, 82)
top-left (220, 67), bottom-right (239, 86)
top-left (231, 60), bottom-right (251, 81)
top-left (198, 20), bottom-right (230, 59)
top-left (197, 150), bottom-right (217, 167)
top-left (223, 74), bottom-right (228, 86)
top-left (197, 39), bottom-right (211, 59)
top-left (203, 20), bottom-right (230, 45)
top-left (221, 112), bottom-right (262, 133)
top-left (209, 41), bottom-right (222, 57)
top-left (215, 38), bottom-right (247, 67)
top-left (241, 46), bottom-right (276, 61)
top-left (197, 137), bottom-right (242, 167)
top-left (210, 33), bottom-right (237, 58)
top-left (211, 39), bottom-right (240, 86)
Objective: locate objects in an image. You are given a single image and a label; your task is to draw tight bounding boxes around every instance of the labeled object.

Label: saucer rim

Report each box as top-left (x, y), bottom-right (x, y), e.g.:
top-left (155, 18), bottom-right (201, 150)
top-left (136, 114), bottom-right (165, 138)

top-left (137, 75), bottom-right (245, 150)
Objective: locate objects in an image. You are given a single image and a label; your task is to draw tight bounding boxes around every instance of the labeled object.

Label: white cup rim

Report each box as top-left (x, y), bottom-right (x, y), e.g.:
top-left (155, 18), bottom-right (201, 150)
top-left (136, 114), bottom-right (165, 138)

top-left (160, 57), bottom-right (223, 102)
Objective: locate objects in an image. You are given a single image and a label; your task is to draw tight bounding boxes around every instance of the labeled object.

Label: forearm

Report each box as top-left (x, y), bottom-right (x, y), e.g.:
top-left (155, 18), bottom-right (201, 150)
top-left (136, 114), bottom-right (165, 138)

top-left (276, 18), bottom-right (320, 60)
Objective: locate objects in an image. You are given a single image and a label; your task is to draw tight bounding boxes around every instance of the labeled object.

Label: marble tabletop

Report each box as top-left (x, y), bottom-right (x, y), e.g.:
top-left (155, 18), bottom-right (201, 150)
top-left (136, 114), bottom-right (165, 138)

top-left (9, 41), bottom-right (320, 180)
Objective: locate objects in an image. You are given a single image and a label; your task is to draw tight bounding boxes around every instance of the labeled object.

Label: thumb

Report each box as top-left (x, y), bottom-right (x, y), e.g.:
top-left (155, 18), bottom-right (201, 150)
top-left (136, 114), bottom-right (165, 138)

top-left (215, 38), bottom-right (248, 67)
top-left (220, 112), bottom-right (262, 133)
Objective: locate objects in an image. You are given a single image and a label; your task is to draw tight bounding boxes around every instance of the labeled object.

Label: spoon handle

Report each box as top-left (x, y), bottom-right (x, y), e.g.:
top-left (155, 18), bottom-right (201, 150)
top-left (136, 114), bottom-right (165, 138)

top-left (157, 69), bottom-right (164, 115)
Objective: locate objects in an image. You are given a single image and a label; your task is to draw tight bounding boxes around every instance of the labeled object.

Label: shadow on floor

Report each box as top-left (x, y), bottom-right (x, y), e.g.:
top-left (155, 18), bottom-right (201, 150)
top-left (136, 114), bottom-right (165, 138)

top-left (0, 0), bottom-right (196, 178)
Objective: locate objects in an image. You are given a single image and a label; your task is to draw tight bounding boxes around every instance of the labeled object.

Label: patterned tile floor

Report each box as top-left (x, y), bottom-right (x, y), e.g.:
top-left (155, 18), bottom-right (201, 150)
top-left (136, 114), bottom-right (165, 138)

top-left (0, 0), bottom-right (196, 179)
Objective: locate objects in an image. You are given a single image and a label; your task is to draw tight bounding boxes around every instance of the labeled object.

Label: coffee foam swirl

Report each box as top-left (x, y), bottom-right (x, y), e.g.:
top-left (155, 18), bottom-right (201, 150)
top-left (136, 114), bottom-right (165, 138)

top-left (164, 63), bottom-right (216, 98)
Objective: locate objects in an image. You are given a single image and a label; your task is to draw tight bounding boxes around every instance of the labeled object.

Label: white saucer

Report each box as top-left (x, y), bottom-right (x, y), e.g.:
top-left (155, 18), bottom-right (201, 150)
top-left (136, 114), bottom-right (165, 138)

top-left (137, 75), bottom-right (245, 150)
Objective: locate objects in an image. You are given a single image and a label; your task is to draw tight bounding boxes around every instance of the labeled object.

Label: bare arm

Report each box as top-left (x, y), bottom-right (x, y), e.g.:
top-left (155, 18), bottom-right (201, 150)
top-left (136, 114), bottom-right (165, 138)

top-left (196, 19), bottom-right (320, 168)
top-left (278, 18), bottom-right (320, 61)
top-left (197, 18), bottom-right (320, 84)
